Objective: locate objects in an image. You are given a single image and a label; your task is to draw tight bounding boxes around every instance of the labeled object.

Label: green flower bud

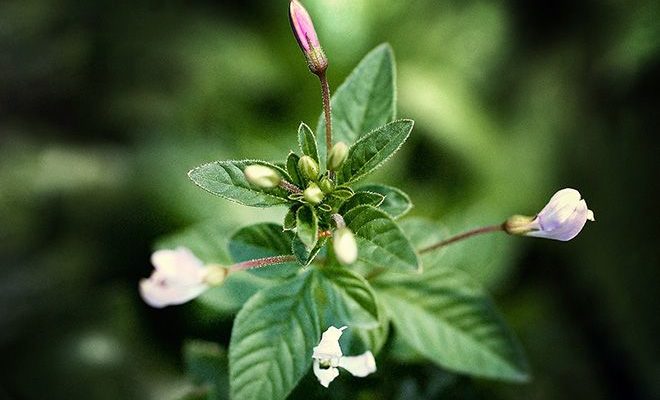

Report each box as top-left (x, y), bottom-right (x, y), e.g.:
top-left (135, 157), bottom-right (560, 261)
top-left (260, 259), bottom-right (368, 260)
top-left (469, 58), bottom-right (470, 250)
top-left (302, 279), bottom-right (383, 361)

top-left (319, 177), bottom-right (334, 194)
top-left (333, 227), bottom-right (358, 265)
top-left (244, 165), bottom-right (281, 188)
top-left (303, 183), bottom-right (324, 205)
top-left (298, 155), bottom-right (320, 181)
top-left (327, 141), bottom-right (349, 170)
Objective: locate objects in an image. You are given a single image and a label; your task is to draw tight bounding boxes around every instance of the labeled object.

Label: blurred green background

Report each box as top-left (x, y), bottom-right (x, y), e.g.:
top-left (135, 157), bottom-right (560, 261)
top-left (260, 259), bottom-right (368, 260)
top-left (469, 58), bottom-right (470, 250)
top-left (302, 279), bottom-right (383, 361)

top-left (1, 0), bottom-right (658, 399)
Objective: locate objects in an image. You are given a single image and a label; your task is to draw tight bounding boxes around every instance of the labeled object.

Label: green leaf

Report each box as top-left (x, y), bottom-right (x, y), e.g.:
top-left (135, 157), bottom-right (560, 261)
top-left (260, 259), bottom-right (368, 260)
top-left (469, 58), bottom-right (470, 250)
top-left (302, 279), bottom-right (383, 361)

top-left (399, 218), bottom-right (449, 269)
top-left (155, 222), bottom-right (233, 265)
top-left (373, 268), bottom-right (530, 382)
top-left (229, 272), bottom-right (319, 400)
top-left (292, 236), bottom-right (327, 267)
top-left (359, 184), bottom-right (412, 219)
top-left (338, 120), bottom-right (414, 185)
top-left (338, 191), bottom-right (385, 215)
top-left (228, 223), bottom-right (299, 279)
top-left (297, 123), bottom-right (320, 164)
top-left (343, 205), bottom-right (420, 271)
top-left (295, 204), bottom-right (318, 249)
top-left (283, 207), bottom-right (297, 231)
top-left (188, 160), bottom-right (291, 207)
top-left (316, 44), bottom-right (396, 164)
top-left (183, 340), bottom-right (228, 400)
top-left (199, 273), bottom-right (272, 316)
top-left (286, 153), bottom-right (304, 187)
top-left (313, 265), bottom-right (386, 355)
top-left (314, 266), bottom-right (379, 328)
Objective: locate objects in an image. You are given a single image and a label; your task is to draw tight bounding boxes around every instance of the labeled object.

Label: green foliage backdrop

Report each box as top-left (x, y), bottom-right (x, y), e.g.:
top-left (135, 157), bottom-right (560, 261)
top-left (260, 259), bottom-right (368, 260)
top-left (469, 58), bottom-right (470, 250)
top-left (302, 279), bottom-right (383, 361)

top-left (1, 0), bottom-right (658, 399)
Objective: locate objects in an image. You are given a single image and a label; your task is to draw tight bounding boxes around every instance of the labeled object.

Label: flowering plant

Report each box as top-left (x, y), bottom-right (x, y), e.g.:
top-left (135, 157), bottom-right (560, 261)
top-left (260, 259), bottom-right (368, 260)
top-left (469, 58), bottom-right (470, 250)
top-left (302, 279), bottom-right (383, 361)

top-left (141, 2), bottom-right (593, 399)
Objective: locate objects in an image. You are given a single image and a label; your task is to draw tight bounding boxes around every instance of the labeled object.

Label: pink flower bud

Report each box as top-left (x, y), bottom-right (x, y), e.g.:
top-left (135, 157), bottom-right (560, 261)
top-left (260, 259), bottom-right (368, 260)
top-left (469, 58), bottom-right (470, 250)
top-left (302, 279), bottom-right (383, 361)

top-left (289, 0), bottom-right (328, 75)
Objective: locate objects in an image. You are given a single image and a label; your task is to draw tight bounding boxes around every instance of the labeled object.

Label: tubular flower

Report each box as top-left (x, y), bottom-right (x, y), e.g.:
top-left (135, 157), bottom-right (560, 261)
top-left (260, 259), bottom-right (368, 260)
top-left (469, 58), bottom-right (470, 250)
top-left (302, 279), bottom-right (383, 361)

top-left (504, 188), bottom-right (595, 241)
top-left (289, 0), bottom-right (328, 75)
top-left (312, 326), bottom-right (377, 387)
top-left (139, 247), bottom-right (226, 308)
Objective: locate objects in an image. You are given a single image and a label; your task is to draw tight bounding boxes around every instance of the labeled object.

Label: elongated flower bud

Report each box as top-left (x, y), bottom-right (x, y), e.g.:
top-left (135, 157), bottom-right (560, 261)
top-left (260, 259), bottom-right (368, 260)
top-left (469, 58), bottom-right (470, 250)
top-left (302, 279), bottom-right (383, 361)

top-left (327, 141), bottom-right (348, 170)
top-left (298, 155), bottom-right (320, 181)
top-left (504, 188), bottom-right (595, 241)
top-left (244, 165), bottom-right (281, 188)
top-left (303, 182), bottom-right (325, 205)
top-left (289, 0), bottom-right (328, 75)
top-left (333, 227), bottom-right (358, 265)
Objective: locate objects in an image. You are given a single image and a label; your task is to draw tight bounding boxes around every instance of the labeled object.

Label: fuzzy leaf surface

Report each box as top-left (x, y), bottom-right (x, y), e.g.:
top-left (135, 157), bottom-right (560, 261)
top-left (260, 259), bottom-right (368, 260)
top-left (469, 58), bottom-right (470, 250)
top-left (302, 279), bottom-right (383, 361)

top-left (229, 272), bottom-right (319, 400)
top-left (188, 160), bottom-right (290, 207)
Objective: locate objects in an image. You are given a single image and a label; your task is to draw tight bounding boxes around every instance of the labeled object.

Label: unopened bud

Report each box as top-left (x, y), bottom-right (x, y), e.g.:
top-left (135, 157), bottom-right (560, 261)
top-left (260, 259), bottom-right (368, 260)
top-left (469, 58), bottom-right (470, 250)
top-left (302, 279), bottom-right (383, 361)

top-left (204, 264), bottom-right (228, 286)
top-left (327, 142), bottom-right (349, 170)
top-left (319, 177), bottom-right (334, 194)
top-left (244, 165), bottom-right (281, 188)
top-left (333, 227), bottom-right (358, 265)
top-left (289, 0), bottom-right (328, 75)
top-left (298, 155), bottom-right (320, 181)
top-left (303, 183), bottom-right (325, 205)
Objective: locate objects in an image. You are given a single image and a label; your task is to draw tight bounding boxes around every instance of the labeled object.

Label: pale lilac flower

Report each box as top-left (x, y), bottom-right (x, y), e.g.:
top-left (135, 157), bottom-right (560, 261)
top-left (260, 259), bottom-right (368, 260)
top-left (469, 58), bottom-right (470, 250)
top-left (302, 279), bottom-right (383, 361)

top-left (505, 188), bottom-right (595, 241)
top-left (139, 247), bottom-right (225, 308)
top-left (312, 326), bottom-right (377, 387)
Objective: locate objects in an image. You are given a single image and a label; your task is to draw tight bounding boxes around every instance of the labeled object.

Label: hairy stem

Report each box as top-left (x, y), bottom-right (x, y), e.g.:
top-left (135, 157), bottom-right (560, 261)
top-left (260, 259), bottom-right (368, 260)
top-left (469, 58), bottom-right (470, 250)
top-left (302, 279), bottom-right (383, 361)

top-left (230, 255), bottom-right (297, 272)
top-left (319, 72), bottom-right (332, 159)
top-left (418, 224), bottom-right (505, 254)
top-left (331, 213), bottom-right (346, 229)
top-left (279, 180), bottom-right (302, 194)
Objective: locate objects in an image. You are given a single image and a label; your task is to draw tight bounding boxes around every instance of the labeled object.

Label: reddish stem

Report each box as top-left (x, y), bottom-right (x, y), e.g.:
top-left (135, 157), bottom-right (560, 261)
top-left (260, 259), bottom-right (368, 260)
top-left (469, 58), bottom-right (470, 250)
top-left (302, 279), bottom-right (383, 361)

top-left (230, 255), bottom-right (297, 272)
top-left (418, 224), bottom-right (505, 254)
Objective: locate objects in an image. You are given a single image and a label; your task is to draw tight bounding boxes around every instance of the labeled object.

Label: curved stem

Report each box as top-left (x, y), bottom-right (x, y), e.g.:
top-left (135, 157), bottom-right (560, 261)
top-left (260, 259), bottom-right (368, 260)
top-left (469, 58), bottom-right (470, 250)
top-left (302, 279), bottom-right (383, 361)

top-left (229, 255), bottom-right (297, 272)
top-left (418, 224), bottom-right (505, 254)
top-left (319, 72), bottom-right (332, 159)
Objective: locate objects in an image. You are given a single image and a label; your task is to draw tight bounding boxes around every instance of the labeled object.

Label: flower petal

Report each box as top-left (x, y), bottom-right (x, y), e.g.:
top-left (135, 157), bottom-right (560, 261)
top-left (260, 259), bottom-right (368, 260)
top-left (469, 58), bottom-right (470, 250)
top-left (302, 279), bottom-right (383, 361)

top-left (338, 351), bottom-right (377, 378)
top-left (313, 360), bottom-right (339, 388)
top-left (312, 326), bottom-right (347, 362)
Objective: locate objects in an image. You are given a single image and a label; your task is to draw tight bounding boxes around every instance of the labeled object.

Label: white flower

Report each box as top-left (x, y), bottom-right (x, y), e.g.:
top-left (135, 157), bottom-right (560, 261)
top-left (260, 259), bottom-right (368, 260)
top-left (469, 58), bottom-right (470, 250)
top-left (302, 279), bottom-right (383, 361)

top-left (505, 188), bottom-right (595, 241)
top-left (333, 228), bottom-right (358, 265)
top-left (312, 326), bottom-right (377, 387)
top-left (139, 247), bottom-right (222, 308)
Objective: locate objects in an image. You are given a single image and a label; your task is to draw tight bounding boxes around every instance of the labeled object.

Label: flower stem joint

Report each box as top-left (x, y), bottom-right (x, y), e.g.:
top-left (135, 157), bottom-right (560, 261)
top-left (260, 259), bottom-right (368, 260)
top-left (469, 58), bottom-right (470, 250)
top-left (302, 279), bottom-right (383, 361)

top-left (289, 0), bottom-right (328, 76)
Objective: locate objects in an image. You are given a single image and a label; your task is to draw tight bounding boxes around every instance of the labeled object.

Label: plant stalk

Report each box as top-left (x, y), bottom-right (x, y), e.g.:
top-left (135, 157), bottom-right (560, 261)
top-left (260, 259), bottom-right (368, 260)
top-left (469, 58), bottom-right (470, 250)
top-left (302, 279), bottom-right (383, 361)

top-left (418, 224), bottom-right (505, 254)
top-left (230, 255), bottom-right (297, 272)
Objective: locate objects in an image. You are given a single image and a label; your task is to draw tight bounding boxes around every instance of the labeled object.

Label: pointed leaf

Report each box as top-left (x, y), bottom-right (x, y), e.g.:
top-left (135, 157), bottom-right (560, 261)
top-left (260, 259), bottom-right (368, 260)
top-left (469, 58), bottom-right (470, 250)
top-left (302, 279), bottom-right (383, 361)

top-left (359, 184), bottom-right (412, 219)
top-left (374, 268), bottom-right (530, 382)
top-left (229, 272), bottom-right (319, 400)
top-left (338, 119), bottom-right (414, 184)
top-left (297, 123), bottom-right (320, 164)
top-left (188, 160), bottom-right (291, 207)
top-left (292, 236), bottom-right (327, 267)
top-left (295, 204), bottom-right (318, 249)
top-left (286, 153), bottom-right (304, 187)
top-left (316, 44), bottom-right (396, 163)
top-left (228, 223), bottom-right (299, 279)
top-left (343, 205), bottom-right (419, 271)
top-left (338, 192), bottom-right (385, 215)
